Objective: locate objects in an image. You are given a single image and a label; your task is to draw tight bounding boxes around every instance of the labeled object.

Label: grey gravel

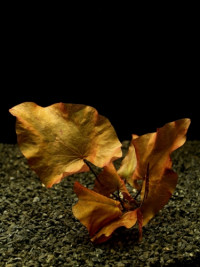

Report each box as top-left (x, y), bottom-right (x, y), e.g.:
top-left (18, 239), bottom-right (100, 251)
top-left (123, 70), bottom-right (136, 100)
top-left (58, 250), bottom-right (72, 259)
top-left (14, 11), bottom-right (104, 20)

top-left (0, 141), bottom-right (200, 266)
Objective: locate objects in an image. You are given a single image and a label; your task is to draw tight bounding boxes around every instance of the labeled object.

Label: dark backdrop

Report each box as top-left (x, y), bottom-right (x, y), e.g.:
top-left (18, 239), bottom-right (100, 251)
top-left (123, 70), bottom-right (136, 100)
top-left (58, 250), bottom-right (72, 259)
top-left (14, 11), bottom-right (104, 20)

top-left (1, 3), bottom-right (199, 143)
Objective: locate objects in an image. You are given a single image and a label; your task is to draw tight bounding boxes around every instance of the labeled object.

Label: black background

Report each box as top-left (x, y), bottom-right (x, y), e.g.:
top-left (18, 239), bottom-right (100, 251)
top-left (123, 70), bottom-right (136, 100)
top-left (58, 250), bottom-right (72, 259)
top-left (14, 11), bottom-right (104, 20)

top-left (1, 3), bottom-right (199, 143)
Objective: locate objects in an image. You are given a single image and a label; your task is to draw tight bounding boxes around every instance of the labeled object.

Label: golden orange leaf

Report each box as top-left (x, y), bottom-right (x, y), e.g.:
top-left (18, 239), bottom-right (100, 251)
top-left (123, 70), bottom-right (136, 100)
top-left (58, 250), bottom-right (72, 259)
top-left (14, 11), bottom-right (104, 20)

top-left (117, 140), bottom-right (137, 183)
top-left (9, 102), bottom-right (122, 187)
top-left (72, 182), bottom-right (123, 237)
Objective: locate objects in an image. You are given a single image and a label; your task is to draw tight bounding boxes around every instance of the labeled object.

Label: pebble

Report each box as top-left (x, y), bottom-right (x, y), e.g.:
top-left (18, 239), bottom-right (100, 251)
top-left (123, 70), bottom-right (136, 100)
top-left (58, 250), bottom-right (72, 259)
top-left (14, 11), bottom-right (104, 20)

top-left (33, 196), bottom-right (40, 203)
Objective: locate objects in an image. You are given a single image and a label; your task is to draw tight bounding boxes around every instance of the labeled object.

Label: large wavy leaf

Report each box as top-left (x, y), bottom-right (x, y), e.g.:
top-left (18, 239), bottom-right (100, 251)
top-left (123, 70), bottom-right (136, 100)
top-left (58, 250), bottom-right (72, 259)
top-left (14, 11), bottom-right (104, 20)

top-left (132, 118), bottom-right (191, 225)
top-left (9, 102), bottom-right (122, 187)
top-left (131, 119), bottom-right (191, 189)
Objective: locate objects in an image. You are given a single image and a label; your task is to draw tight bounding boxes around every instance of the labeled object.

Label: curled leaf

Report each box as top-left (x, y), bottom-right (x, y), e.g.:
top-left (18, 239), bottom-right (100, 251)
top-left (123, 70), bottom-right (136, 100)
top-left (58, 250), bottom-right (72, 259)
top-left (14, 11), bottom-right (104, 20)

top-left (72, 182), bottom-right (122, 237)
top-left (131, 118), bottom-right (191, 225)
top-left (9, 102), bottom-right (122, 187)
top-left (91, 209), bottom-right (139, 243)
top-left (73, 182), bottom-right (139, 244)
top-left (131, 118), bottom-right (191, 189)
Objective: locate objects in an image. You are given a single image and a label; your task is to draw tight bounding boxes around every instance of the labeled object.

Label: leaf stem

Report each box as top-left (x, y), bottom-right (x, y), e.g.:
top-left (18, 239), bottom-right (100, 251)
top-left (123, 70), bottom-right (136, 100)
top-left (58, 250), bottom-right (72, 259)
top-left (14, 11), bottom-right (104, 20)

top-left (133, 163), bottom-right (150, 205)
top-left (134, 187), bottom-right (142, 201)
top-left (140, 162), bottom-right (150, 207)
top-left (83, 159), bottom-right (98, 180)
top-left (112, 191), bottom-right (126, 211)
top-left (83, 159), bottom-right (104, 187)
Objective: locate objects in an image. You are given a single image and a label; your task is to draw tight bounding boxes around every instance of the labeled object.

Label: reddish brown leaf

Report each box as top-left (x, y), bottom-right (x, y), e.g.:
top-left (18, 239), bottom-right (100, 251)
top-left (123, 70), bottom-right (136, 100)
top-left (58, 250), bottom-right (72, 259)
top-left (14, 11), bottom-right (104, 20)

top-left (131, 118), bottom-right (191, 189)
top-left (91, 209), bottom-right (138, 243)
top-left (9, 102), bottom-right (122, 187)
top-left (73, 182), bottom-right (141, 244)
top-left (72, 182), bottom-right (123, 237)
top-left (93, 162), bottom-right (131, 198)
top-left (131, 118), bottom-right (191, 225)
top-left (140, 168), bottom-right (178, 226)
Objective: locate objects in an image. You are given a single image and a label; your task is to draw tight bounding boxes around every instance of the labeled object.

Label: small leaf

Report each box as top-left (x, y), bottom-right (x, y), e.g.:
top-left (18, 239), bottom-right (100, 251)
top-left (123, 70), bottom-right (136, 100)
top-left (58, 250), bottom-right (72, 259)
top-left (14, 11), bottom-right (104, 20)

top-left (72, 182), bottom-right (122, 237)
top-left (117, 140), bottom-right (137, 183)
top-left (93, 162), bottom-right (130, 198)
top-left (9, 102), bottom-right (122, 187)
top-left (91, 209), bottom-right (138, 243)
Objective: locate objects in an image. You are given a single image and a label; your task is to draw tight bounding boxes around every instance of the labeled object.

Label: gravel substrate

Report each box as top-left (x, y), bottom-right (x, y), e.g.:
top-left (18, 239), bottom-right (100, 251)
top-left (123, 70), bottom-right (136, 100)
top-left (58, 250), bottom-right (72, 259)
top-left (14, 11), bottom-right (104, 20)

top-left (0, 141), bottom-right (200, 267)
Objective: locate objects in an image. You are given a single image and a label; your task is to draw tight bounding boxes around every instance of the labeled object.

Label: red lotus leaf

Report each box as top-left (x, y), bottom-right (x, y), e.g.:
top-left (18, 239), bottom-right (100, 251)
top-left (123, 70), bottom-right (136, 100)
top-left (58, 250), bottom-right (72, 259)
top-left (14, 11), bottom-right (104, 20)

top-left (9, 102), bottom-right (122, 187)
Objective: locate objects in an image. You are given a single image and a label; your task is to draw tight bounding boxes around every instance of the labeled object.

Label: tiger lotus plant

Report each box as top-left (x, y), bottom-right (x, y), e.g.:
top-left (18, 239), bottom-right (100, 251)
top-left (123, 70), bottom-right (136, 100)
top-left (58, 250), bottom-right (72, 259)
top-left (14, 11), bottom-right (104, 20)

top-left (9, 102), bottom-right (191, 243)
